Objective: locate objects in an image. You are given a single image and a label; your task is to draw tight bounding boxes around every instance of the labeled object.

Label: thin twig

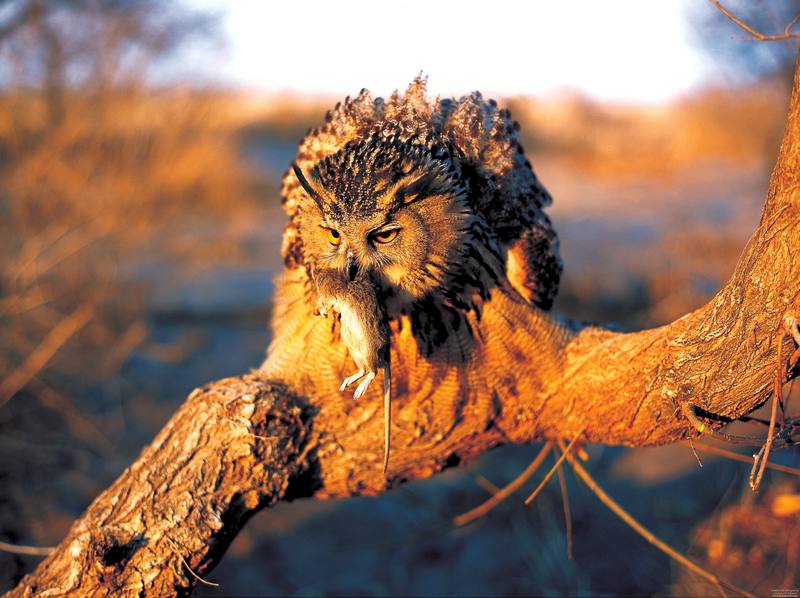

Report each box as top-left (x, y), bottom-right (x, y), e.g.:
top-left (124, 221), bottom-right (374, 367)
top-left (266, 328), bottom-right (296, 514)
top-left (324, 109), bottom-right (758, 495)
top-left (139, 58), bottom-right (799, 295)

top-left (684, 441), bottom-right (800, 476)
top-left (709, 0), bottom-right (800, 42)
top-left (787, 315), bottom-right (800, 346)
top-left (791, 347), bottom-right (800, 374)
top-left (453, 443), bottom-right (552, 527)
top-left (102, 322), bottom-right (148, 374)
top-left (556, 452), bottom-right (574, 560)
top-left (688, 438), bottom-right (704, 468)
top-left (737, 415), bottom-right (771, 427)
top-left (164, 536), bottom-right (219, 588)
top-left (785, 13), bottom-right (800, 37)
top-left (682, 402), bottom-right (766, 446)
top-left (749, 328), bottom-right (784, 492)
top-left (11, 223), bottom-right (104, 286)
top-left (560, 440), bottom-right (753, 598)
top-left (474, 475), bottom-right (501, 494)
top-left (0, 304), bottom-right (94, 409)
top-left (0, 540), bottom-right (54, 557)
top-left (786, 315), bottom-right (800, 415)
top-left (524, 428), bottom-right (585, 505)
top-left (30, 377), bottom-right (116, 455)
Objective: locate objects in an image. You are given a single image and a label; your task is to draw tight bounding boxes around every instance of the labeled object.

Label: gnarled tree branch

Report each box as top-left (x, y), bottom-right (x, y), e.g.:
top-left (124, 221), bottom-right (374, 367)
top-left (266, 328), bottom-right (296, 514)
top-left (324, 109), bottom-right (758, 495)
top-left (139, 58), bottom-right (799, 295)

top-left (9, 55), bottom-right (800, 598)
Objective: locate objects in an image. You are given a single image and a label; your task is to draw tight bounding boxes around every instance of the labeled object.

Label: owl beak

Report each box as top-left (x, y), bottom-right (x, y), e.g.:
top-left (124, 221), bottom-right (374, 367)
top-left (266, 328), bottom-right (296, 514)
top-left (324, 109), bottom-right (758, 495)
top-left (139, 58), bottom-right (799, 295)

top-left (347, 253), bottom-right (358, 282)
top-left (346, 252), bottom-right (359, 281)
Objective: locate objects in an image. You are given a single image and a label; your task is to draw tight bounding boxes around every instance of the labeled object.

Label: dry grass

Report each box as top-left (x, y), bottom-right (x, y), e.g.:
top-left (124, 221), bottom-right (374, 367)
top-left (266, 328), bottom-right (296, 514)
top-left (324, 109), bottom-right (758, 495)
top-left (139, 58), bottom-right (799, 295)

top-left (508, 81), bottom-right (787, 178)
top-left (0, 88), bottom-right (266, 423)
top-left (0, 89), bottom-right (272, 586)
top-left (673, 479), bottom-right (800, 596)
top-left (0, 90), bottom-right (262, 232)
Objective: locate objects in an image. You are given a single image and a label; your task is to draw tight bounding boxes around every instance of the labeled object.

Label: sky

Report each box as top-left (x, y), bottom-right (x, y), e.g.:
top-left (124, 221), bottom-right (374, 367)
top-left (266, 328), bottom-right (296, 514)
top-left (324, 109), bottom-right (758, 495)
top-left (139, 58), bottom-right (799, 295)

top-left (189, 0), bottom-right (722, 103)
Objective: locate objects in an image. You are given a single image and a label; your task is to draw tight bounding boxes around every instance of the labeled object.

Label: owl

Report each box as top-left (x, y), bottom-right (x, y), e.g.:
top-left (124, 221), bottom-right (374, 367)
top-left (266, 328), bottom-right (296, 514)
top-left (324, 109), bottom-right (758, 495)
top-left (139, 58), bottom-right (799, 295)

top-left (262, 77), bottom-right (562, 476)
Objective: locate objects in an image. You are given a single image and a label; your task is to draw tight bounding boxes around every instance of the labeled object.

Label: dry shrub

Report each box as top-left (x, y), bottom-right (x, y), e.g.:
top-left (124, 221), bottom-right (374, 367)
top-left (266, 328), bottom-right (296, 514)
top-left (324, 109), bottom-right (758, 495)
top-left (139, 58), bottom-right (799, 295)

top-left (672, 83), bottom-right (786, 168)
top-left (672, 479), bottom-right (800, 597)
top-left (237, 95), bottom-right (330, 142)
top-left (0, 88), bottom-right (265, 417)
top-left (1, 90), bottom-right (261, 232)
top-left (508, 80), bottom-right (787, 178)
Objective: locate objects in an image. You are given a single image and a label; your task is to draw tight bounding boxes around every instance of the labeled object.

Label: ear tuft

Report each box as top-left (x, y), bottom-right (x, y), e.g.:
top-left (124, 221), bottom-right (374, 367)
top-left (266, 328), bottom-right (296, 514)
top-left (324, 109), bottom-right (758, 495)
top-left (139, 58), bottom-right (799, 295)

top-left (292, 162), bottom-right (325, 210)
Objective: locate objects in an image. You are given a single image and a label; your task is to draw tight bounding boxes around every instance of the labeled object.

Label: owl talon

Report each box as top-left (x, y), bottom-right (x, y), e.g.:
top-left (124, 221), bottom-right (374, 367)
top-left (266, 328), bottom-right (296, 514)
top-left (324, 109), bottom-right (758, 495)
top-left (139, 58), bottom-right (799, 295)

top-left (353, 371), bottom-right (376, 399)
top-left (340, 369), bottom-right (365, 392)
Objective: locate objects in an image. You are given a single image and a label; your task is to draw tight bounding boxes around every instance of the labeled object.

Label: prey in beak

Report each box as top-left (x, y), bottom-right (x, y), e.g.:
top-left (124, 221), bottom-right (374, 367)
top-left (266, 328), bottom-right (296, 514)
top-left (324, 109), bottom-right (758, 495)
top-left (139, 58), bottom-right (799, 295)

top-left (314, 268), bottom-right (393, 474)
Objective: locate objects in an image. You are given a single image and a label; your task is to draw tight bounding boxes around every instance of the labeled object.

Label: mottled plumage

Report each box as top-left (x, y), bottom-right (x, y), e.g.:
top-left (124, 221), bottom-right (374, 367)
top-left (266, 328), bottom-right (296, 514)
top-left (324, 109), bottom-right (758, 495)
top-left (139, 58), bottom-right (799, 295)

top-left (282, 77), bottom-right (561, 313)
top-left (271, 77), bottom-right (562, 474)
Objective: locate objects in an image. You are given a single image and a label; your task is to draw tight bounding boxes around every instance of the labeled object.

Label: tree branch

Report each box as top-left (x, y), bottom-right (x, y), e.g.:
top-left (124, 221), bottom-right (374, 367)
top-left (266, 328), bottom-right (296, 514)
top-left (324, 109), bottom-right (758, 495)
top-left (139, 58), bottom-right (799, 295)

top-left (9, 378), bottom-right (311, 596)
top-left (9, 52), bottom-right (800, 598)
top-left (709, 0), bottom-right (800, 42)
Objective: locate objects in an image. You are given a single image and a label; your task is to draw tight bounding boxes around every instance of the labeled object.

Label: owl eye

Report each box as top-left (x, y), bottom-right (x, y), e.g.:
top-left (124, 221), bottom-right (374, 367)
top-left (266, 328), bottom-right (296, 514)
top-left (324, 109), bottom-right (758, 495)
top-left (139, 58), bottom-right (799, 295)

top-left (325, 228), bottom-right (341, 246)
top-left (372, 229), bottom-right (399, 244)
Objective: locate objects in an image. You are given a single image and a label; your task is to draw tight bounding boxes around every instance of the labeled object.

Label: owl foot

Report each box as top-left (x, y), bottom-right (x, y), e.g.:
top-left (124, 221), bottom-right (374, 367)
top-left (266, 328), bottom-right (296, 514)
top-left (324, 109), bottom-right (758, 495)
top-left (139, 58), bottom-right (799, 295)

top-left (339, 369), bottom-right (365, 392)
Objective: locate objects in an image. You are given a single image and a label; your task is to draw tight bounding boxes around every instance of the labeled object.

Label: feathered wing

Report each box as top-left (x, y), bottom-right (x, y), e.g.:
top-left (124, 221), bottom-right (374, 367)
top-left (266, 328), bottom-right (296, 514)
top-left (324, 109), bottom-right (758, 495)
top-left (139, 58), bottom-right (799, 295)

top-left (279, 76), bottom-right (562, 309)
top-left (506, 217), bottom-right (562, 309)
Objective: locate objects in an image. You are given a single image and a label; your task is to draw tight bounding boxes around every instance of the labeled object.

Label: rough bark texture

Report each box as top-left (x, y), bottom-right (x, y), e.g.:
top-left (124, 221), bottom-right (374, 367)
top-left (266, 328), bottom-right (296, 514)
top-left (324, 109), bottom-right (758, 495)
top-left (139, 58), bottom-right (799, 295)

top-left (9, 60), bottom-right (800, 597)
top-left (9, 380), bottom-right (311, 597)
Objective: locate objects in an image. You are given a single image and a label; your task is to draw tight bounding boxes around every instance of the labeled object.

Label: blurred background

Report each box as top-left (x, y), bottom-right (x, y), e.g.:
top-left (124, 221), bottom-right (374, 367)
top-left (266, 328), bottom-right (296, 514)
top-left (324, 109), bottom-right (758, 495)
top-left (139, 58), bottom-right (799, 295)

top-left (1, 0), bottom-right (799, 595)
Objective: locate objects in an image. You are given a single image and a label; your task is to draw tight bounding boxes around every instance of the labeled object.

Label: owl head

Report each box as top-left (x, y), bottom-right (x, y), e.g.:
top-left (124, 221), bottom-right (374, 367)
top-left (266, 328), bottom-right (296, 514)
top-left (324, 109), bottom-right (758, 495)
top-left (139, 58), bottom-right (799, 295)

top-left (292, 133), bottom-right (472, 302)
top-left (281, 77), bottom-right (559, 320)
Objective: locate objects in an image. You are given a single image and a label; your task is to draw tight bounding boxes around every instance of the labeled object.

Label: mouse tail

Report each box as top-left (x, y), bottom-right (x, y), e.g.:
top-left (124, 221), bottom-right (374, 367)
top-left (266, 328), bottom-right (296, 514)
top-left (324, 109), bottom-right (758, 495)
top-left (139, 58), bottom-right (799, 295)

top-left (382, 360), bottom-right (391, 475)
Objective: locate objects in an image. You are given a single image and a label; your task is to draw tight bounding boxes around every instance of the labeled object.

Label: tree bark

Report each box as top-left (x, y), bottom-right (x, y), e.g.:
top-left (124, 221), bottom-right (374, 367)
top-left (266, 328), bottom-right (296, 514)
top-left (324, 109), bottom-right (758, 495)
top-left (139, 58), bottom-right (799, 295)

top-left (9, 59), bottom-right (800, 598)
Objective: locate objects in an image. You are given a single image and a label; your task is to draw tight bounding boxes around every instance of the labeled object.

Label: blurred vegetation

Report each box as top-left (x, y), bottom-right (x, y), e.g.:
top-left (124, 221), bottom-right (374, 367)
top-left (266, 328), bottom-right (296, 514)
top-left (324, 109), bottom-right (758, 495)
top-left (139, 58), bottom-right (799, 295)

top-left (0, 89), bottom-right (266, 403)
top-left (0, 1), bottom-right (798, 595)
top-left (0, 0), bottom-right (263, 408)
top-left (507, 83), bottom-right (786, 179)
top-left (687, 0), bottom-right (800, 86)
top-left (673, 481), bottom-right (800, 596)
top-left (0, 2), bottom-right (268, 586)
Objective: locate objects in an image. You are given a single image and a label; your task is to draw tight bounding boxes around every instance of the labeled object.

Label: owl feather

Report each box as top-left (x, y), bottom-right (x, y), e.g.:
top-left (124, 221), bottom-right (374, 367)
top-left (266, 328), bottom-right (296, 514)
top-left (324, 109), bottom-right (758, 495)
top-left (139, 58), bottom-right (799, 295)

top-left (280, 76), bottom-right (562, 311)
top-left (274, 78), bottom-right (563, 473)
